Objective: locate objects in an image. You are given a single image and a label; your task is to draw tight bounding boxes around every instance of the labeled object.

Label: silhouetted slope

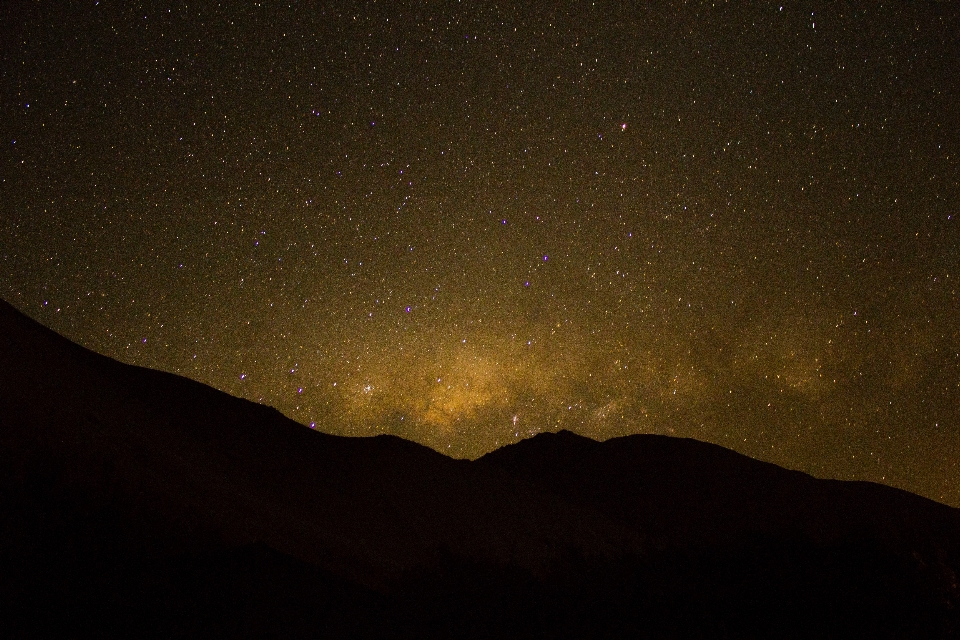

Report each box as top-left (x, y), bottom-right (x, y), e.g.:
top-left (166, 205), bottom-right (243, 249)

top-left (479, 430), bottom-right (960, 637)
top-left (478, 429), bottom-right (960, 549)
top-left (0, 299), bottom-right (635, 636)
top-left (2, 297), bottom-right (960, 638)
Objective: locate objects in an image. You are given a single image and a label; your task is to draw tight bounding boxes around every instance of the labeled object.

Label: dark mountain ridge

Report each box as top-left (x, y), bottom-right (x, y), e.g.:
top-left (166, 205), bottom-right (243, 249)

top-left (479, 429), bottom-right (960, 552)
top-left (0, 299), bottom-right (635, 586)
top-left (1, 297), bottom-right (959, 638)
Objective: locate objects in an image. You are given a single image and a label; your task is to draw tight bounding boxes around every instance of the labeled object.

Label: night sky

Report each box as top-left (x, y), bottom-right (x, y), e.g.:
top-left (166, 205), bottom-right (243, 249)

top-left (2, 2), bottom-right (959, 505)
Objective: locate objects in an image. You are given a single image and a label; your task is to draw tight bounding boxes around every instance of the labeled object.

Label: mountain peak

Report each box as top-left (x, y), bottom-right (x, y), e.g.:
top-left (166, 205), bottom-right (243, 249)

top-left (3, 298), bottom-right (959, 636)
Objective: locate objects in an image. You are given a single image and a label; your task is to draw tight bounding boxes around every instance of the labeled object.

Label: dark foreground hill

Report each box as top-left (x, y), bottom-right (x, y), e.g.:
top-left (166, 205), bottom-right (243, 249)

top-left (1, 297), bottom-right (958, 638)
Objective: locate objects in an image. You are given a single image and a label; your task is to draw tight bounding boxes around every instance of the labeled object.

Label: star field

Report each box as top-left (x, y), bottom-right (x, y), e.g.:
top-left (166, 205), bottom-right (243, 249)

top-left (2, 2), bottom-right (959, 504)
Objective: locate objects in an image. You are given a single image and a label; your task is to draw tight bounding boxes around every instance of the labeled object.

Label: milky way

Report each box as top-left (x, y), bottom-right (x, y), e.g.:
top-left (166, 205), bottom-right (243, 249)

top-left (2, 2), bottom-right (958, 504)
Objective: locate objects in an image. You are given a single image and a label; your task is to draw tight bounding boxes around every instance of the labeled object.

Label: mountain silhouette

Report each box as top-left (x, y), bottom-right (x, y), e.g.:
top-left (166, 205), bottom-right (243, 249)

top-left (1, 297), bottom-right (958, 638)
